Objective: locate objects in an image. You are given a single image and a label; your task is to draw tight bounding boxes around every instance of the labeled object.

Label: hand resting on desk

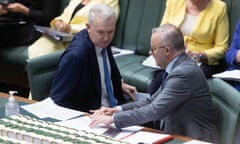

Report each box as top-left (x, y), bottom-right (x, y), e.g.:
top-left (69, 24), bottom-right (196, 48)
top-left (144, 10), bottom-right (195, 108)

top-left (89, 107), bottom-right (118, 128)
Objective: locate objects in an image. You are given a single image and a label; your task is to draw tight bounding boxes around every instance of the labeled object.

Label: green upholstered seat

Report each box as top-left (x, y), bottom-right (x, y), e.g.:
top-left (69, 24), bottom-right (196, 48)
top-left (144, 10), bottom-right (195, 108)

top-left (113, 0), bottom-right (166, 92)
top-left (208, 78), bottom-right (240, 144)
top-left (25, 51), bottom-right (64, 101)
top-left (233, 115), bottom-right (240, 144)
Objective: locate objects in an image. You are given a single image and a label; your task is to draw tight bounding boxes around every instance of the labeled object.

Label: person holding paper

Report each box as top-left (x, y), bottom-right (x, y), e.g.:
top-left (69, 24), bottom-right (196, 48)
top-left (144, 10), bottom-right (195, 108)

top-left (50, 4), bottom-right (136, 113)
top-left (225, 19), bottom-right (240, 91)
top-left (0, 0), bottom-right (60, 47)
top-left (89, 24), bottom-right (218, 143)
top-left (28, 0), bottom-right (119, 59)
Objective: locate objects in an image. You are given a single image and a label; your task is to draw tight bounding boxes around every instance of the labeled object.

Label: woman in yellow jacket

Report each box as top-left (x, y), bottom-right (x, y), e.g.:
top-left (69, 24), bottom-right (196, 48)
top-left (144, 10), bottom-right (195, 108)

top-left (161, 0), bottom-right (229, 78)
top-left (28, 0), bottom-right (119, 59)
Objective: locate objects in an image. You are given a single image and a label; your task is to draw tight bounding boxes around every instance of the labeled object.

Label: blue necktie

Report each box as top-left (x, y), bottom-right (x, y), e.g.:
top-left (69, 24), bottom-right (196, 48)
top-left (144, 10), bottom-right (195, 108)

top-left (161, 71), bottom-right (168, 90)
top-left (102, 49), bottom-right (117, 107)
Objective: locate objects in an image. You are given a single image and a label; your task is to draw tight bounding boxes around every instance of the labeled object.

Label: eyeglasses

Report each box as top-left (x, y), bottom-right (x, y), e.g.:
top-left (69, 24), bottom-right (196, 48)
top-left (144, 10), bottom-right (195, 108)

top-left (150, 45), bottom-right (168, 53)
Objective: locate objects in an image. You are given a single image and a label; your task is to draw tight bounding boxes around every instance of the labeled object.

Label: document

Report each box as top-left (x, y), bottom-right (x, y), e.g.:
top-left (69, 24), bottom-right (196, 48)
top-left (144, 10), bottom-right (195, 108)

top-left (142, 55), bottom-right (160, 69)
top-left (21, 97), bottom-right (84, 121)
top-left (55, 116), bottom-right (143, 140)
top-left (112, 46), bottom-right (134, 57)
top-left (183, 140), bottom-right (213, 144)
top-left (121, 131), bottom-right (173, 144)
top-left (212, 70), bottom-right (240, 82)
top-left (34, 25), bottom-right (74, 42)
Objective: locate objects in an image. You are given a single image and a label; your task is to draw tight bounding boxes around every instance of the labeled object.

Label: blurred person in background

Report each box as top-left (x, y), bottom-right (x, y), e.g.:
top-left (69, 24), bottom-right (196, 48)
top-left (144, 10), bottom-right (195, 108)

top-left (0, 0), bottom-right (61, 47)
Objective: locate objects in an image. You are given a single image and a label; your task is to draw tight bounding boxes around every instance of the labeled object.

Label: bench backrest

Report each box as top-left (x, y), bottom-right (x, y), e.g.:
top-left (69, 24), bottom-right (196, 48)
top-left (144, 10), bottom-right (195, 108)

top-left (112, 0), bottom-right (166, 56)
top-left (208, 78), bottom-right (240, 144)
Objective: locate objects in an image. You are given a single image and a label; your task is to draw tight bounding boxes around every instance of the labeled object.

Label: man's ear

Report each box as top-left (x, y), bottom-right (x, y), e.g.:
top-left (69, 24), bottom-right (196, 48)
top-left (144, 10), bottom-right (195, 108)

top-left (86, 23), bottom-right (90, 30)
top-left (165, 45), bottom-right (171, 55)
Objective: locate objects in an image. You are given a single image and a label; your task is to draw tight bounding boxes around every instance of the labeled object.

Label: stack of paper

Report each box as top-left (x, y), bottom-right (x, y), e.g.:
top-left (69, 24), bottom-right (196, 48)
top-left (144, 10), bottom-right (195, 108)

top-left (21, 97), bottom-right (84, 121)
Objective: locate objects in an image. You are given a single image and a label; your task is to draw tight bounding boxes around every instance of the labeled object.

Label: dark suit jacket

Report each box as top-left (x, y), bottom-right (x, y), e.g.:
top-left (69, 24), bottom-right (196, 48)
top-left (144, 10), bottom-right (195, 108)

top-left (50, 29), bottom-right (126, 112)
top-left (114, 54), bottom-right (218, 143)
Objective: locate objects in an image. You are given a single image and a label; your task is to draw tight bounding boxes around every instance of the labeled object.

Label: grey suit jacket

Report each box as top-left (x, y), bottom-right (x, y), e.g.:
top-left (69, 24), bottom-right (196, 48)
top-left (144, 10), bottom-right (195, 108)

top-left (114, 53), bottom-right (218, 143)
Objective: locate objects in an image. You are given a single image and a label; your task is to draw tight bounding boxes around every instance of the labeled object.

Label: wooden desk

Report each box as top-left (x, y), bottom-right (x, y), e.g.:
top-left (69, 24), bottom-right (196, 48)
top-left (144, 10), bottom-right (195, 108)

top-left (0, 92), bottom-right (192, 143)
top-left (0, 92), bottom-right (36, 104)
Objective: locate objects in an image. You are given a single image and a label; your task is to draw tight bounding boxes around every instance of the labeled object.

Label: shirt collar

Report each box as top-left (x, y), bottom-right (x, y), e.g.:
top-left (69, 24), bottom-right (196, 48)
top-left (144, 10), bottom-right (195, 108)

top-left (165, 56), bottom-right (179, 73)
top-left (95, 45), bottom-right (104, 55)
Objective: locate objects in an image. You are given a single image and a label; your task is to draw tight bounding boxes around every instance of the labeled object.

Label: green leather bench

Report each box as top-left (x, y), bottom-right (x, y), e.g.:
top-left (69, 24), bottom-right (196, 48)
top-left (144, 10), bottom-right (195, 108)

top-left (1, 0), bottom-right (240, 94)
top-left (112, 0), bottom-right (166, 92)
top-left (207, 78), bottom-right (240, 144)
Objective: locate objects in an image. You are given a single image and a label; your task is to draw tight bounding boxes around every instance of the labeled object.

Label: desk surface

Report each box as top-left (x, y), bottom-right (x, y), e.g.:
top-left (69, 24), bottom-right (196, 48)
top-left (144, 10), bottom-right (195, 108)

top-left (0, 92), bottom-right (192, 144)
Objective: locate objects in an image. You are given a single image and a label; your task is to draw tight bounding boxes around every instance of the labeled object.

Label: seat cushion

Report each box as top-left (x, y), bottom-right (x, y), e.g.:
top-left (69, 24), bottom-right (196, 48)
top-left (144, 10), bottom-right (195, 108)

top-left (0, 46), bottom-right (29, 87)
top-left (115, 54), bottom-right (157, 92)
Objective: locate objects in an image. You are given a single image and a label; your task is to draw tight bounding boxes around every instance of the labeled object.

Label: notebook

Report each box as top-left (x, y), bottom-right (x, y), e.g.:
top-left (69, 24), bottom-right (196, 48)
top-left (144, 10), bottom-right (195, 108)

top-left (34, 25), bottom-right (74, 42)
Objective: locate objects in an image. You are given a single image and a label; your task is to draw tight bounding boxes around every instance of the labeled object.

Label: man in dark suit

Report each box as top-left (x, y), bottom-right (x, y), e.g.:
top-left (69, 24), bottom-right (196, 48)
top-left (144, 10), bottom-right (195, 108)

top-left (89, 24), bottom-right (218, 143)
top-left (50, 4), bottom-right (136, 113)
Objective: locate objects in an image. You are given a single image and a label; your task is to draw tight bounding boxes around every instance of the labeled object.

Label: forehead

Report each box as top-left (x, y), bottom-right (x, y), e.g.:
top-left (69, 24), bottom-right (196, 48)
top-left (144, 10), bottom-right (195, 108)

top-left (151, 32), bottom-right (161, 44)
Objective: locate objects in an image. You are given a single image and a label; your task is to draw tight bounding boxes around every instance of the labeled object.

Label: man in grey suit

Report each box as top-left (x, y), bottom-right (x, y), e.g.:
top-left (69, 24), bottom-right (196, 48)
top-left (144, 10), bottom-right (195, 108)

top-left (89, 24), bottom-right (218, 143)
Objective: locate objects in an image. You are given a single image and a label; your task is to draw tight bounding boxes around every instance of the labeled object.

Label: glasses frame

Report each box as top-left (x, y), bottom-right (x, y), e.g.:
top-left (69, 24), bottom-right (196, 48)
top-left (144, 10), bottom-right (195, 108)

top-left (150, 45), bottom-right (168, 53)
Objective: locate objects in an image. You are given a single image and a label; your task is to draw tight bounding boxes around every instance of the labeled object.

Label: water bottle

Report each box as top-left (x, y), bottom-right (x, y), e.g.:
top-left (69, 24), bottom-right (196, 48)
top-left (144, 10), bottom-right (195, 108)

top-left (5, 90), bottom-right (19, 116)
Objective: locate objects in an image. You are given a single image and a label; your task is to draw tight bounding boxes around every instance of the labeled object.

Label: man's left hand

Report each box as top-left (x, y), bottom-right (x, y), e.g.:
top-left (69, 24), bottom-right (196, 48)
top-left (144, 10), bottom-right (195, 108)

top-left (122, 82), bottom-right (137, 100)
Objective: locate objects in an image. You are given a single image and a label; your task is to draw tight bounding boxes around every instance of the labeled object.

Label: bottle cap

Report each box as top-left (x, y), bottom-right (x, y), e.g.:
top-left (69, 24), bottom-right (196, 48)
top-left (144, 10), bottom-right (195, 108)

top-left (8, 90), bottom-right (18, 102)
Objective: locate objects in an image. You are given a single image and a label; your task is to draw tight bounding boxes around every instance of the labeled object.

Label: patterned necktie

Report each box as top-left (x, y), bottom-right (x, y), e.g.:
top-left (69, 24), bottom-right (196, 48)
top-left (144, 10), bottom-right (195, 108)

top-left (161, 71), bottom-right (168, 90)
top-left (102, 49), bottom-right (117, 107)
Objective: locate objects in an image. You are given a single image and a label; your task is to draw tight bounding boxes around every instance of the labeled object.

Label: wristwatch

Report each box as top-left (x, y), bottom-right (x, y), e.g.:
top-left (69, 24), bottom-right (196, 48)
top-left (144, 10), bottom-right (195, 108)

top-left (198, 53), bottom-right (203, 62)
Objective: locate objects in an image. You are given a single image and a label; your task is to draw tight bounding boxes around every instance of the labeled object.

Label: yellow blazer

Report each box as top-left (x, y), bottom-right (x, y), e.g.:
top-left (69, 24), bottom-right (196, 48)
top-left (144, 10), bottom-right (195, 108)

top-left (50, 0), bottom-right (119, 34)
top-left (161, 0), bottom-right (229, 65)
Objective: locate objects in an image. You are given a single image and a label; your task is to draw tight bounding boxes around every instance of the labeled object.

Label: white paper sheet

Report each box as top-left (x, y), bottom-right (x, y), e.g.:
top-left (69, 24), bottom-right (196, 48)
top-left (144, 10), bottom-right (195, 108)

top-left (142, 55), bottom-right (160, 69)
top-left (121, 131), bottom-right (173, 144)
top-left (212, 70), bottom-right (240, 81)
top-left (183, 140), bottom-right (213, 144)
top-left (111, 46), bottom-right (134, 57)
top-left (21, 97), bottom-right (84, 121)
top-left (55, 116), bottom-right (143, 140)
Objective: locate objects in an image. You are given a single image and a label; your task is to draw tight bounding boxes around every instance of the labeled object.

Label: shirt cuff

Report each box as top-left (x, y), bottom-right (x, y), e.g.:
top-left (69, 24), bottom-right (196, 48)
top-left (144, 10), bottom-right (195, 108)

top-left (116, 106), bottom-right (122, 112)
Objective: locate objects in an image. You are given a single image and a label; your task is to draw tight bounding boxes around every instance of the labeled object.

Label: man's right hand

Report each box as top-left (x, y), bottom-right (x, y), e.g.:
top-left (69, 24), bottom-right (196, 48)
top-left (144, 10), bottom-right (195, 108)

top-left (89, 106), bottom-right (118, 117)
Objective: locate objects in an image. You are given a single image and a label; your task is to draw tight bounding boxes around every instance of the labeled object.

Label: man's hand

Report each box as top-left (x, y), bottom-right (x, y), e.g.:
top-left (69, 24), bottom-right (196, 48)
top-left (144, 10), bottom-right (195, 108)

top-left (90, 107), bottom-right (118, 116)
top-left (89, 107), bottom-right (118, 127)
top-left (122, 82), bottom-right (137, 100)
top-left (89, 114), bottom-right (113, 128)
